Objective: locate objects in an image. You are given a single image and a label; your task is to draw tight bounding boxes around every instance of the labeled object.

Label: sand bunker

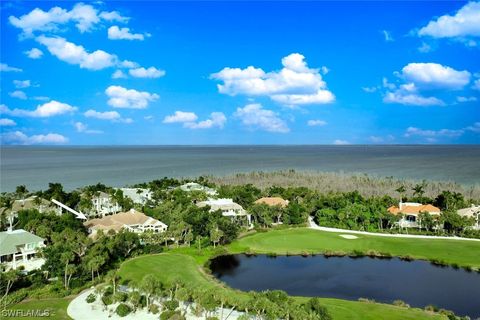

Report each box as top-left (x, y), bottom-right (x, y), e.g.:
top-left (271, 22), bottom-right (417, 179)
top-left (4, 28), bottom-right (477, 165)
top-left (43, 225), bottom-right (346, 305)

top-left (340, 234), bottom-right (358, 239)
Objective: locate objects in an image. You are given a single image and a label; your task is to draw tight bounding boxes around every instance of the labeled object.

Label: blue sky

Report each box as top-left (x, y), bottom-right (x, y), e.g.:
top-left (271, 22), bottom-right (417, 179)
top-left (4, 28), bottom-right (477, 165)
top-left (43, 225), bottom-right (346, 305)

top-left (0, 1), bottom-right (479, 145)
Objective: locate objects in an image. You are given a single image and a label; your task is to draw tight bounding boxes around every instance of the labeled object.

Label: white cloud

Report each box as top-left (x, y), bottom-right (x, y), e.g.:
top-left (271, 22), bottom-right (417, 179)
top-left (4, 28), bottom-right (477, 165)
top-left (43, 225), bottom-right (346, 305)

top-left (307, 119), bottom-right (327, 127)
top-left (456, 96), bottom-right (477, 102)
top-left (0, 63), bottom-right (22, 72)
top-left (418, 42), bottom-right (432, 53)
top-left (129, 67), bottom-right (165, 78)
top-left (74, 121), bottom-right (103, 134)
top-left (473, 79), bottom-right (480, 91)
top-left (1, 131), bottom-right (68, 145)
top-left (13, 80), bottom-right (31, 88)
top-left (418, 2), bottom-right (480, 41)
top-left (211, 53), bottom-right (335, 106)
top-left (1, 100), bottom-right (77, 117)
top-left (163, 111), bottom-right (198, 123)
top-left (369, 135), bottom-right (395, 143)
top-left (105, 86), bottom-right (159, 109)
top-left (383, 91), bottom-right (445, 106)
top-left (119, 60), bottom-right (138, 69)
top-left (382, 30), bottom-right (394, 42)
top-left (24, 48), bottom-right (43, 59)
top-left (184, 112), bottom-right (227, 129)
top-left (404, 126), bottom-right (464, 138)
top-left (0, 118), bottom-right (16, 126)
top-left (333, 139), bottom-right (350, 145)
top-left (108, 26), bottom-right (148, 40)
top-left (401, 63), bottom-right (471, 90)
top-left (36, 35), bottom-right (117, 70)
top-left (234, 103), bottom-right (289, 133)
top-left (466, 122), bottom-right (480, 133)
top-left (9, 90), bottom-right (28, 100)
top-left (112, 70), bottom-right (127, 79)
top-left (84, 109), bottom-right (132, 123)
top-left (362, 86), bottom-right (377, 93)
top-left (33, 96), bottom-right (50, 101)
top-left (9, 3), bottom-right (129, 36)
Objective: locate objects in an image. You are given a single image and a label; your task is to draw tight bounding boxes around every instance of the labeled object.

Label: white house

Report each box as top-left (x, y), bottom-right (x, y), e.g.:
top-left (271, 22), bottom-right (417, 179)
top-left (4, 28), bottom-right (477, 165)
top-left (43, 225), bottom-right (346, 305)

top-left (90, 192), bottom-right (122, 217)
top-left (388, 202), bottom-right (441, 228)
top-left (118, 188), bottom-right (153, 205)
top-left (84, 209), bottom-right (168, 238)
top-left (180, 182), bottom-right (218, 196)
top-left (197, 198), bottom-right (251, 226)
top-left (0, 196), bottom-right (61, 216)
top-left (0, 229), bottom-right (45, 271)
top-left (458, 205), bottom-right (480, 230)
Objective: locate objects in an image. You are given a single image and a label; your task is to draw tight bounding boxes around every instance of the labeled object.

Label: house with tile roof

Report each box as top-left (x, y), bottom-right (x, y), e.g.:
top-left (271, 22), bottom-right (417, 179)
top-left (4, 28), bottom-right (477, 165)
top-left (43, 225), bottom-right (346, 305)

top-left (0, 229), bottom-right (45, 271)
top-left (197, 198), bottom-right (252, 226)
top-left (388, 202), bottom-right (441, 228)
top-left (254, 197), bottom-right (289, 207)
top-left (83, 209), bottom-right (167, 238)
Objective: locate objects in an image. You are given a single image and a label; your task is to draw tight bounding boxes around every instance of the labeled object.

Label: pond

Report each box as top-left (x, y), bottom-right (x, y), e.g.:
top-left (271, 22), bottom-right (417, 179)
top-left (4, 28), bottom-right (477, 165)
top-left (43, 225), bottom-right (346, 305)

top-left (210, 254), bottom-right (480, 318)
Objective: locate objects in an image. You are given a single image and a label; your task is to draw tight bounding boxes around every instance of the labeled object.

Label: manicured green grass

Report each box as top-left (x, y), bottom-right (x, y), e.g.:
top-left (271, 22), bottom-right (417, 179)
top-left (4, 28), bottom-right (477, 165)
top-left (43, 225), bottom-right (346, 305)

top-left (118, 253), bottom-right (446, 320)
top-left (4, 297), bottom-right (72, 320)
top-left (230, 228), bottom-right (480, 268)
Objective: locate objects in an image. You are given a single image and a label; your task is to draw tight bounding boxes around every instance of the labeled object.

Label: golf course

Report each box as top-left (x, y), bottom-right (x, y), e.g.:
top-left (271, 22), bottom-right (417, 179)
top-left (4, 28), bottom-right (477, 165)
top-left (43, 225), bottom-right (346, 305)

top-left (117, 227), bottom-right (480, 319)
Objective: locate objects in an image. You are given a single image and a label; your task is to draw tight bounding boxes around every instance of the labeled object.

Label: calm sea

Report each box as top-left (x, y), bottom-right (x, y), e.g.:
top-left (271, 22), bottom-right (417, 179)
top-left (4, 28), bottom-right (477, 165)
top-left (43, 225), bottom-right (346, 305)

top-left (1, 145), bottom-right (479, 191)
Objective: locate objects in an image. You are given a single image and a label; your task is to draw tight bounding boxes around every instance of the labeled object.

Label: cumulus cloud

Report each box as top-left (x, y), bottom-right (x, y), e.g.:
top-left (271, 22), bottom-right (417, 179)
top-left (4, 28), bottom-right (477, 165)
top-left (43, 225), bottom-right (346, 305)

top-left (13, 80), bottom-right (31, 88)
top-left (466, 122), bottom-right (480, 133)
top-left (211, 53), bottom-right (335, 106)
top-left (84, 109), bottom-right (132, 123)
top-left (0, 63), bottom-right (22, 72)
top-left (36, 35), bottom-right (117, 70)
top-left (9, 3), bottom-right (128, 36)
top-left (184, 112), bottom-right (226, 129)
top-left (362, 86), bottom-right (377, 93)
top-left (74, 121), bottom-right (103, 134)
top-left (456, 96), bottom-right (477, 102)
top-left (473, 79), bottom-right (480, 91)
top-left (163, 111), bottom-right (198, 123)
top-left (9, 90), bottom-right (28, 100)
top-left (333, 139), bottom-right (350, 145)
top-left (112, 70), bottom-right (127, 79)
top-left (24, 48), bottom-right (43, 59)
top-left (108, 26), bottom-right (148, 40)
top-left (1, 131), bottom-right (68, 145)
top-left (1, 101), bottom-right (77, 117)
top-left (234, 103), bottom-right (289, 133)
top-left (129, 67), bottom-right (165, 78)
top-left (401, 63), bottom-right (471, 90)
top-left (418, 1), bottom-right (480, 44)
top-left (382, 62), bottom-right (472, 106)
top-left (405, 126), bottom-right (464, 138)
top-left (307, 119), bottom-right (327, 126)
top-left (0, 118), bottom-right (16, 126)
top-left (105, 85), bottom-right (159, 109)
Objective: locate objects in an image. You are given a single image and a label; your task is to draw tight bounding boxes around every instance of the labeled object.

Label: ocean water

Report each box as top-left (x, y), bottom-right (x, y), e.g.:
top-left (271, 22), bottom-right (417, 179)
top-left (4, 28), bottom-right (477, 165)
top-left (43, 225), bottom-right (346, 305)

top-left (0, 145), bottom-right (479, 191)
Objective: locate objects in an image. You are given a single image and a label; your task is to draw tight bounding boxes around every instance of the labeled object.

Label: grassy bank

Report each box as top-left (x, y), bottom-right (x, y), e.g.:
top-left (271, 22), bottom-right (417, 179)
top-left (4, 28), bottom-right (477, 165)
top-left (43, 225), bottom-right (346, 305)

top-left (4, 297), bottom-right (72, 320)
top-left (229, 228), bottom-right (480, 268)
top-left (119, 228), bottom-right (480, 318)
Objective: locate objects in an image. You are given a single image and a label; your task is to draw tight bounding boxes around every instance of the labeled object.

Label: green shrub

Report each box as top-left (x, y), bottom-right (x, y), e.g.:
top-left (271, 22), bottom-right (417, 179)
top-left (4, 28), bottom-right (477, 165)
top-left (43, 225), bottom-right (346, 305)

top-left (116, 303), bottom-right (132, 317)
top-left (160, 310), bottom-right (184, 320)
top-left (148, 303), bottom-right (159, 314)
top-left (85, 293), bottom-right (96, 303)
top-left (163, 299), bottom-right (179, 311)
top-left (114, 292), bottom-right (128, 302)
top-left (101, 294), bottom-right (113, 306)
top-left (392, 300), bottom-right (409, 307)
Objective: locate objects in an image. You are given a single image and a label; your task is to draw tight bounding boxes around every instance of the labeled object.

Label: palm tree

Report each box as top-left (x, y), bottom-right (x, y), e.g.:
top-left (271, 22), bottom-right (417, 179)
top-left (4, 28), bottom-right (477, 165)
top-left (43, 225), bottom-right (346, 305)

top-left (105, 269), bottom-right (120, 294)
top-left (412, 183), bottom-right (425, 199)
top-left (140, 274), bottom-right (161, 309)
top-left (61, 251), bottom-right (74, 289)
top-left (395, 186), bottom-right (406, 202)
top-left (1, 270), bottom-right (19, 308)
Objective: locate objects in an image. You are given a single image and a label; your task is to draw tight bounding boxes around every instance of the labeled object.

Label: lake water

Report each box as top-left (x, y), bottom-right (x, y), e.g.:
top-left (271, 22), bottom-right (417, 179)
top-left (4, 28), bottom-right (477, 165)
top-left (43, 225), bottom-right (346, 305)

top-left (1, 145), bottom-right (480, 191)
top-left (210, 254), bottom-right (480, 318)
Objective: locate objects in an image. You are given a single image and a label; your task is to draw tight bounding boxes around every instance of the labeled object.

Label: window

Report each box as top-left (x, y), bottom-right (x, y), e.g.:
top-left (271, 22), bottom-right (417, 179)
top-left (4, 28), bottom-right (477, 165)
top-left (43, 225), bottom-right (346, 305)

top-left (406, 215), bottom-right (416, 222)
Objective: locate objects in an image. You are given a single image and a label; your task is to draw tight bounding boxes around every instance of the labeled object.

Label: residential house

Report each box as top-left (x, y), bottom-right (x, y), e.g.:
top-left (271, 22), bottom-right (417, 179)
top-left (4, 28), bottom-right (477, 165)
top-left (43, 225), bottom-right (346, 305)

top-left (0, 196), bottom-right (61, 216)
top-left (90, 191), bottom-right (122, 217)
top-left (388, 202), bottom-right (441, 228)
top-left (254, 197), bottom-right (289, 207)
top-left (0, 228), bottom-right (45, 271)
top-left (180, 182), bottom-right (218, 196)
top-left (197, 198), bottom-right (251, 226)
top-left (457, 205), bottom-right (480, 230)
top-left (118, 188), bottom-right (153, 205)
top-left (84, 208), bottom-right (168, 238)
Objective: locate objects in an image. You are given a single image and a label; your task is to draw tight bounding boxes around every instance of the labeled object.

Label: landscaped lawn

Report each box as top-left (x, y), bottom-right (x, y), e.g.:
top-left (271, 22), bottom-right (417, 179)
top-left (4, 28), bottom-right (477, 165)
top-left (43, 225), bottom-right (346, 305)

top-left (118, 252), bottom-right (446, 320)
top-left (4, 297), bottom-right (72, 320)
top-left (230, 228), bottom-right (480, 268)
